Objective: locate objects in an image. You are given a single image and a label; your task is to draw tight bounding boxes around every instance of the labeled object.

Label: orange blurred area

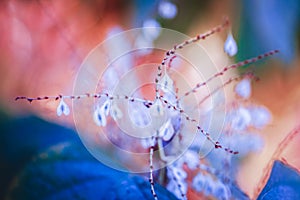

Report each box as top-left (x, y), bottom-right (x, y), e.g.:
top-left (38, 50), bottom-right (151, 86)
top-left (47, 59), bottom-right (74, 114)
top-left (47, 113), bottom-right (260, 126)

top-left (0, 0), bottom-right (125, 119)
top-left (238, 63), bottom-right (300, 198)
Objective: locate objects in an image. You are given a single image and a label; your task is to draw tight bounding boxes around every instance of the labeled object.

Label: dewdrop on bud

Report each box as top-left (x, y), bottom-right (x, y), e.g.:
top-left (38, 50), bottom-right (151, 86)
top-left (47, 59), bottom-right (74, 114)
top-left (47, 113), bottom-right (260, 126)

top-left (160, 73), bottom-right (174, 93)
top-left (169, 165), bottom-right (187, 181)
top-left (203, 175), bottom-right (215, 196)
top-left (151, 99), bottom-right (164, 116)
top-left (110, 103), bottom-right (123, 121)
top-left (231, 107), bottom-right (251, 130)
top-left (101, 100), bottom-right (111, 116)
top-left (182, 150), bottom-right (199, 170)
top-left (224, 32), bottom-right (238, 57)
top-left (192, 173), bottom-right (205, 192)
top-left (93, 100), bottom-right (111, 127)
top-left (212, 181), bottom-right (231, 200)
top-left (56, 98), bottom-right (70, 116)
top-left (142, 19), bottom-right (161, 41)
top-left (166, 177), bottom-right (187, 200)
top-left (158, 119), bottom-right (175, 141)
top-left (249, 106), bottom-right (272, 128)
top-left (166, 166), bottom-right (188, 199)
top-left (235, 78), bottom-right (251, 99)
top-left (93, 105), bottom-right (107, 127)
top-left (158, 1), bottom-right (177, 19)
top-left (141, 137), bottom-right (155, 149)
top-left (129, 102), bottom-right (151, 127)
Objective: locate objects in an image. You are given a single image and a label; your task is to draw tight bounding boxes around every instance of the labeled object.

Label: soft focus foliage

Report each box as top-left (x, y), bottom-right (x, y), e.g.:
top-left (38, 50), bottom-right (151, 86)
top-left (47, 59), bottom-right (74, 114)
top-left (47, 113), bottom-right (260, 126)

top-left (239, 0), bottom-right (300, 64)
top-left (1, 113), bottom-right (177, 200)
top-left (258, 161), bottom-right (300, 200)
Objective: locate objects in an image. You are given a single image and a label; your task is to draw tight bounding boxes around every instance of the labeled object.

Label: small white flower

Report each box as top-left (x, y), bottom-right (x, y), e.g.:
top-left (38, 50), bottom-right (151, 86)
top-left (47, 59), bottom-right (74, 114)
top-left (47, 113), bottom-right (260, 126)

top-left (101, 100), bottom-right (111, 116)
top-left (212, 181), bottom-right (231, 200)
top-left (166, 178), bottom-right (187, 199)
top-left (229, 133), bottom-right (263, 156)
top-left (167, 165), bottom-right (188, 199)
top-left (160, 73), bottom-right (174, 93)
top-left (93, 100), bottom-right (111, 127)
top-left (224, 32), bottom-right (238, 57)
top-left (158, 119), bottom-right (175, 141)
top-left (129, 102), bottom-right (151, 127)
top-left (235, 78), bottom-right (251, 99)
top-left (158, 1), bottom-right (177, 19)
top-left (163, 90), bottom-right (177, 105)
top-left (231, 107), bottom-right (251, 130)
top-left (170, 165), bottom-right (187, 180)
top-left (56, 98), bottom-right (70, 116)
top-left (150, 99), bottom-right (164, 116)
top-left (249, 106), bottom-right (272, 128)
top-left (183, 150), bottom-right (199, 170)
top-left (142, 19), bottom-right (161, 41)
top-left (110, 103), bottom-right (123, 121)
top-left (192, 173), bottom-right (205, 192)
top-left (203, 175), bottom-right (215, 196)
top-left (193, 173), bottom-right (216, 196)
top-left (93, 105), bottom-right (107, 127)
top-left (141, 137), bottom-right (156, 148)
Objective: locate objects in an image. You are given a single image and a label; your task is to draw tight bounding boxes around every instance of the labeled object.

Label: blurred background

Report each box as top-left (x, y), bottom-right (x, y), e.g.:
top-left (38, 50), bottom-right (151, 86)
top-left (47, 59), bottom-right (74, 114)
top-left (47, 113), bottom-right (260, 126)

top-left (0, 0), bottom-right (300, 199)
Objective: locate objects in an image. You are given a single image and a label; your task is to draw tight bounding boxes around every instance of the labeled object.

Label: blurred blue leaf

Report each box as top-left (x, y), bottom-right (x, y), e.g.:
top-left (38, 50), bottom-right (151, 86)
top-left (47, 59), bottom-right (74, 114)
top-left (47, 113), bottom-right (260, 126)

top-left (5, 140), bottom-right (177, 200)
top-left (239, 0), bottom-right (300, 65)
top-left (0, 112), bottom-right (81, 199)
top-left (230, 182), bottom-right (250, 200)
top-left (0, 110), bottom-right (177, 200)
top-left (258, 161), bottom-right (300, 200)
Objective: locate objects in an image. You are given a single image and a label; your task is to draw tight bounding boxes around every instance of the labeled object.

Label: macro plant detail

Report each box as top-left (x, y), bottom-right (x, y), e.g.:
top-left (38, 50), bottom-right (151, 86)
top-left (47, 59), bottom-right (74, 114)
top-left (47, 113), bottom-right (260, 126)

top-left (15, 17), bottom-right (280, 200)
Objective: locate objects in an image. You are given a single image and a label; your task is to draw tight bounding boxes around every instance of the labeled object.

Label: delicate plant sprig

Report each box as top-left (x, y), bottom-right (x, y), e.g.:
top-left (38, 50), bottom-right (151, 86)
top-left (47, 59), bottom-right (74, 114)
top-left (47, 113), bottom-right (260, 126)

top-left (14, 20), bottom-right (277, 157)
top-left (15, 17), bottom-right (279, 200)
top-left (154, 17), bottom-right (230, 100)
top-left (149, 134), bottom-right (158, 200)
top-left (178, 49), bottom-right (278, 102)
top-left (196, 71), bottom-right (258, 106)
top-left (15, 93), bottom-right (151, 104)
top-left (167, 165), bottom-right (187, 200)
top-left (159, 95), bottom-right (239, 155)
